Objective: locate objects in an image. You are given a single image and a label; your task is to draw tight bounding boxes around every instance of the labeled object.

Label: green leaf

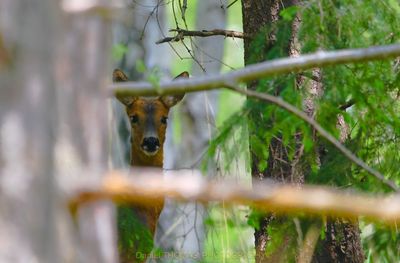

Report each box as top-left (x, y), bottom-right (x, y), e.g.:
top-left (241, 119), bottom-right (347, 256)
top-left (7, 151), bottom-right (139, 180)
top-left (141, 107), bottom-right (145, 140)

top-left (135, 60), bottom-right (146, 73)
top-left (280, 6), bottom-right (299, 21)
top-left (247, 209), bottom-right (264, 230)
top-left (112, 43), bottom-right (128, 61)
top-left (257, 159), bottom-right (268, 172)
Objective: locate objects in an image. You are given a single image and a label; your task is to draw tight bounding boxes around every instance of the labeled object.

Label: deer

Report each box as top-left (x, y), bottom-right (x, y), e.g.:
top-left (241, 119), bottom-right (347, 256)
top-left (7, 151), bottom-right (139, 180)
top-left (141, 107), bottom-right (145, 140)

top-left (113, 69), bottom-right (187, 261)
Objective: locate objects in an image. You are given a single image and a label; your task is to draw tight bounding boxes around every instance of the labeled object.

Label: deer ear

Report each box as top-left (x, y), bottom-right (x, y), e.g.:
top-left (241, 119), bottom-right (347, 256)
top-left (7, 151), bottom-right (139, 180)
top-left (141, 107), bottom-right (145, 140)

top-left (113, 69), bottom-right (129, 82)
top-left (160, 94), bottom-right (185, 108)
top-left (116, 94), bottom-right (137, 107)
top-left (113, 69), bottom-right (137, 106)
top-left (160, 71), bottom-right (188, 108)
top-left (173, 71), bottom-right (189, 80)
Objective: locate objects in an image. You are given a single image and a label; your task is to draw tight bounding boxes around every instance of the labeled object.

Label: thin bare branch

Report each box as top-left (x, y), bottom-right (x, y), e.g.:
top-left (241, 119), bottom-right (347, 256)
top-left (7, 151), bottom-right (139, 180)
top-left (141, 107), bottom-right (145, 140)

top-left (181, 0), bottom-right (187, 20)
top-left (226, 0), bottom-right (239, 9)
top-left (156, 28), bottom-right (246, 44)
top-left (69, 170), bottom-right (400, 225)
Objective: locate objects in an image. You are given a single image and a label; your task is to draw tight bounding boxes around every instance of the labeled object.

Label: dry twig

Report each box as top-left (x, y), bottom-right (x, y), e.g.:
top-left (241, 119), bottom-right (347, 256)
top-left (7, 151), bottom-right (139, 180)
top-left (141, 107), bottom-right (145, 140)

top-left (156, 28), bottom-right (246, 44)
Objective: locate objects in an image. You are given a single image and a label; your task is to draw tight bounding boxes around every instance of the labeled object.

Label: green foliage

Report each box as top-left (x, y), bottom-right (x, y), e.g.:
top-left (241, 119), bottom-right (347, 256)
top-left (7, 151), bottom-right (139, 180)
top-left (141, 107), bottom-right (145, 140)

top-left (280, 6), bottom-right (299, 22)
top-left (134, 60), bottom-right (162, 90)
top-left (127, 0), bottom-right (400, 261)
top-left (146, 67), bottom-right (161, 92)
top-left (135, 60), bottom-right (146, 73)
top-left (264, 218), bottom-right (298, 261)
top-left (207, 0), bottom-right (400, 262)
top-left (203, 205), bottom-right (254, 263)
top-left (362, 223), bottom-right (400, 262)
top-left (300, 0), bottom-right (400, 51)
top-left (207, 109), bottom-right (249, 173)
top-left (117, 206), bottom-right (154, 261)
top-left (299, 0), bottom-right (400, 193)
top-left (112, 43), bottom-right (128, 62)
top-left (247, 209), bottom-right (265, 230)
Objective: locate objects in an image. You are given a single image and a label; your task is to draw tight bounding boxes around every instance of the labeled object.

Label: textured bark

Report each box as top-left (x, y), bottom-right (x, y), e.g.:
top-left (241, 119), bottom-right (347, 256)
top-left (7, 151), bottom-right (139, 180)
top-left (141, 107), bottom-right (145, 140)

top-left (242, 1), bottom-right (302, 261)
top-left (312, 116), bottom-right (364, 263)
top-left (314, 219), bottom-right (364, 263)
top-left (241, 0), bottom-right (364, 262)
top-left (242, 0), bottom-right (280, 64)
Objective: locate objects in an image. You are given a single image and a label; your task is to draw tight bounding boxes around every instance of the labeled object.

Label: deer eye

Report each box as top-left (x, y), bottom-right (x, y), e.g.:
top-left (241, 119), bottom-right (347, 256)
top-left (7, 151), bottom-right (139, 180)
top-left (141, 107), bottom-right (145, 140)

top-left (161, 116), bottom-right (168, 124)
top-left (130, 115), bottom-right (139, 124)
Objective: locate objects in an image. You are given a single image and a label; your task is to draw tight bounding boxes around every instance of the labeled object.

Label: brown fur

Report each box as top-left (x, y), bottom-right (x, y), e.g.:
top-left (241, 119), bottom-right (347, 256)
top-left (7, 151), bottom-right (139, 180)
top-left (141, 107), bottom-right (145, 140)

top-left (113, 68), bottom-right (187, 241)
top-left (127, 98), bottom-right (169, 167)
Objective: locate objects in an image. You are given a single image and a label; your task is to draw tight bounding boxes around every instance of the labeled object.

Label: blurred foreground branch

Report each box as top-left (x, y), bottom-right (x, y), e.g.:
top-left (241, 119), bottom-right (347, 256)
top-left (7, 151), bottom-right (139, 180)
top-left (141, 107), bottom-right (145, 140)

top-left (69, 169), bottom-right (400, 225)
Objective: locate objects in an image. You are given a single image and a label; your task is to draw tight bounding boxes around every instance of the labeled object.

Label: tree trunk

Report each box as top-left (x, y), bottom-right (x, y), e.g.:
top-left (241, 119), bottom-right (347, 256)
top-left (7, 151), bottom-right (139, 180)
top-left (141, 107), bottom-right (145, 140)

top-left (0, 0), bottom-right (117, 262)
top-left (60, 11), bottom-right (117, 263)
top-left (0, 1), bottom-right (65, 261)
top-left (313, 116), bottom-right (364, 263)
top-left (314, 218), bottom-right (364, 263)
top-left (241, 1), bottom-right (364, 262)
top-left (158, 0), bottom-right (227, 261)
top-left (242, 1), bottom-right (302, 261)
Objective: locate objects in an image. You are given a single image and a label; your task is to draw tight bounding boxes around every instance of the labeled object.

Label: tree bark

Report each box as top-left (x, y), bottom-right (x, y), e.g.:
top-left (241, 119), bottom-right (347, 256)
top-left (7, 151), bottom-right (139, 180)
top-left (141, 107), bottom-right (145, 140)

top-left (314, 218), bottom-right (364, 263)
top-left (242, 1), bottom-right (303, 261)
top-left (241, 0), bottom-right (364, 262)
top-left (313, 116), bottom-right (364, 263)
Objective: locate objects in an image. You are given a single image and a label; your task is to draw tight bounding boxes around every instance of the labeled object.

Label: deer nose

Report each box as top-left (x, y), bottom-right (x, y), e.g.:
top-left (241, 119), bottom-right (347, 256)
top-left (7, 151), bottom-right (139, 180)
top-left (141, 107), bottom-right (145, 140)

top-left (141, 137), bottom-right (160, 154)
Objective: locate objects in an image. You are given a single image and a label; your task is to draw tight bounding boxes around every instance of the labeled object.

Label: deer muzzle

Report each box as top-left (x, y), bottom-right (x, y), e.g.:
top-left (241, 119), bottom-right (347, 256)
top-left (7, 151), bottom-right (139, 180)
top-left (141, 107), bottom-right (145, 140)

top-left (141, 136), bottom-right (160, 155)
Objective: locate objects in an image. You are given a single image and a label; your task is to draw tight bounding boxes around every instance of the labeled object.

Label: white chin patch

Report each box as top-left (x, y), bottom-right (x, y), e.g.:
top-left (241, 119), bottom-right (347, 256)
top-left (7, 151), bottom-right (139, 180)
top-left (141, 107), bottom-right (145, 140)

top-left (142, 148), bottom-right (159, 156)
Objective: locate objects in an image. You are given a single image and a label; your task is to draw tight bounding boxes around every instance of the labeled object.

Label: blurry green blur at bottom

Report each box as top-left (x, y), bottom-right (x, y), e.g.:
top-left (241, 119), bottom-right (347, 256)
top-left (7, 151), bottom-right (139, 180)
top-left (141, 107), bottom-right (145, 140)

top-left (118, 206), bottom-right (154, 262)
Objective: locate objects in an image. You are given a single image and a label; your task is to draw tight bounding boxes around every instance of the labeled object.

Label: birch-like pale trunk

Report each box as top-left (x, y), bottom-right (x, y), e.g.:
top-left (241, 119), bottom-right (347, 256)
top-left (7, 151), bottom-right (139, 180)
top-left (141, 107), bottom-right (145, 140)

top-left (57, 6), bottom-right (117, 262)
top-left (158, 0), bottom-right (227, 261)
top-left (0, 1), bottom-right (65, 261)
top-left (0, 0), bottom-right (117, 262)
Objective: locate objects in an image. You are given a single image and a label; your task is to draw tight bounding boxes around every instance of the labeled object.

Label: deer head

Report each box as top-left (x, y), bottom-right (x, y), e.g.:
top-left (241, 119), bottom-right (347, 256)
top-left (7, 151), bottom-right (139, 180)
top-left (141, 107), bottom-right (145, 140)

top-left (113, 69), bottom-right (187, 167)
